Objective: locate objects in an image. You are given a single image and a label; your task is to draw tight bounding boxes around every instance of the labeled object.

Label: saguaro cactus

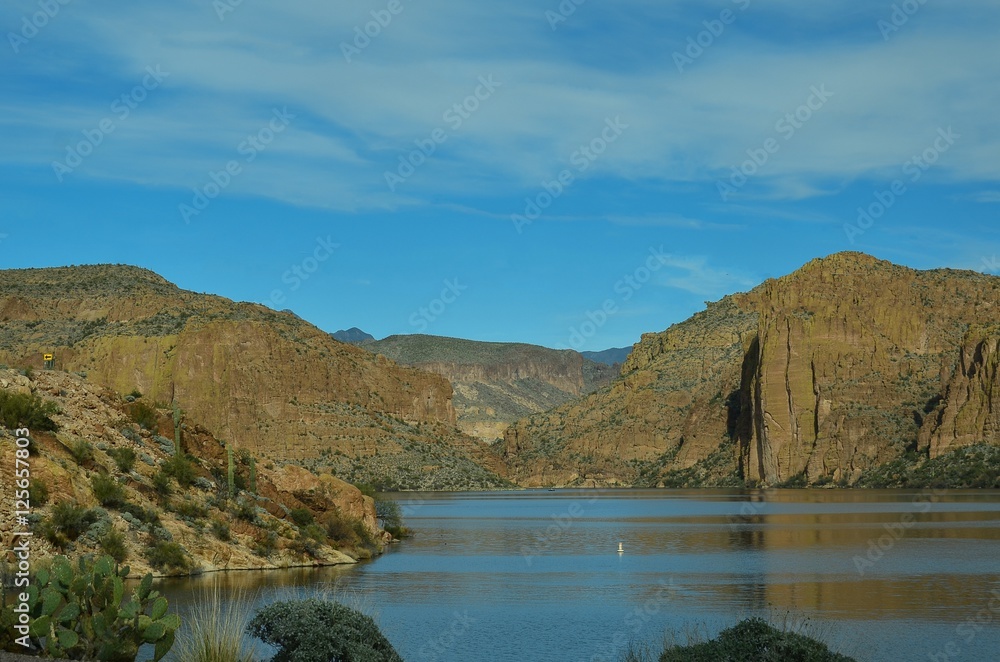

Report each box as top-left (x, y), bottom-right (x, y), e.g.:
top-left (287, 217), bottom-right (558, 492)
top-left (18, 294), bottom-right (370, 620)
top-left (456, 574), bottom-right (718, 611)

top-left (172, 402), bottom-right (182, 455)
top-left (227, 445), bottom-right (235, 498)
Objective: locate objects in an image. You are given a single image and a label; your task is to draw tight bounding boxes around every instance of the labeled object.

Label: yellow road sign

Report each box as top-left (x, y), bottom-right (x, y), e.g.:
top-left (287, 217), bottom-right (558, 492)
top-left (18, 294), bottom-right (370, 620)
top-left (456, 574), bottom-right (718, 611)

top-left (43, 354), bottom-right (53, 361)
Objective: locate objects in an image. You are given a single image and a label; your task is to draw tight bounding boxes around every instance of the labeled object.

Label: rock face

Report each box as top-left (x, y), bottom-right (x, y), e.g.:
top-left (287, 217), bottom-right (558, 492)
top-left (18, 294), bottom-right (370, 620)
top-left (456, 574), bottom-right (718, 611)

top-left (364, 335), bottom-right (617, 441)
top-left (919, 325), bottom-right (1000, 458)
top-left (0, 265), bottom-right (507, 489)
top-left (0, 368), bottom-right (383, 577)
top-left (502, 253), bottom-right (1000, 486)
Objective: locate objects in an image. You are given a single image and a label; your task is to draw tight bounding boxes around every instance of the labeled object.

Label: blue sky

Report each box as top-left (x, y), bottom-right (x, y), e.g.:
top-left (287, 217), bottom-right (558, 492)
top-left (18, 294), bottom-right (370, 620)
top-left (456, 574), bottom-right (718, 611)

top-left (2, 0), bottom-right (999, 350)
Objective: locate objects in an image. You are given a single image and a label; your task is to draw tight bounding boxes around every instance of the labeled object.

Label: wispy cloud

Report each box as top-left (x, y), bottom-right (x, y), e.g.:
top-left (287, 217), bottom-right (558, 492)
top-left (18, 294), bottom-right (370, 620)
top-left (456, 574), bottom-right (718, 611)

top-left (655, 255), bottom-right (758, 297)
top-left (1, 0), bottom-right (998, 214)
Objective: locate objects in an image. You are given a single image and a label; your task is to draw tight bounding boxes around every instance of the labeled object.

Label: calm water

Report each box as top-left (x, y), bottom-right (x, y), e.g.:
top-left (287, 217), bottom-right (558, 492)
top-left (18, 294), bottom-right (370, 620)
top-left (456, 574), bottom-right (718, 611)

top-left (155, 489), bottom-right (1000, 661)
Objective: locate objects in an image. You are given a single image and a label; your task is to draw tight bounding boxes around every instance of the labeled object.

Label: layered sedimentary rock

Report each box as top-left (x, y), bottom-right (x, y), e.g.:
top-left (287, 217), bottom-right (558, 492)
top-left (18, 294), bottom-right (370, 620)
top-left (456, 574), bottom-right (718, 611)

top-left (364, 334), bottom-right (616, 442)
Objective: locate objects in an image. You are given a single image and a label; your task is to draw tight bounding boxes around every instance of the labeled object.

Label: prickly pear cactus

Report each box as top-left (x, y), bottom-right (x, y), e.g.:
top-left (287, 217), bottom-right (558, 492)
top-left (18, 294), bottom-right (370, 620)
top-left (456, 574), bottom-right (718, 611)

top-left (23, 555), bottom-right (179, 661)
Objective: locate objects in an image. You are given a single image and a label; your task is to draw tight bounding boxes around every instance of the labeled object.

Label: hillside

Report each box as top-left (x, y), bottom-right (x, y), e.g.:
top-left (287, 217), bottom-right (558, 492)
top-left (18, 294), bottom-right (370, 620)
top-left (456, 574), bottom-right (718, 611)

top-left (363, 334), bottom-right (618, 441)
top-left (0, 368), bottom-right (388, 577)
top-left (500, 252), bottom-right (1000, 487)
top-left (0, 265), bottom-right (508, 490)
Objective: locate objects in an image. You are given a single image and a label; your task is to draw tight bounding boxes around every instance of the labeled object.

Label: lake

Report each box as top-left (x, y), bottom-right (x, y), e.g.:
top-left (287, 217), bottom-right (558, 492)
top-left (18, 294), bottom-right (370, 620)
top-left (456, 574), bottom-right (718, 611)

top-left (155, 489), bottom-right (1000, 661)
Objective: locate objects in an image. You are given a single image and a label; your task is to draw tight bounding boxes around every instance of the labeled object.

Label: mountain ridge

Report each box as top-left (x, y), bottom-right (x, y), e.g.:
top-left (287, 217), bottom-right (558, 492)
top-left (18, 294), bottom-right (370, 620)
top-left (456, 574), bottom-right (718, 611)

top-left (501, 251), bottom-right (1000, 487)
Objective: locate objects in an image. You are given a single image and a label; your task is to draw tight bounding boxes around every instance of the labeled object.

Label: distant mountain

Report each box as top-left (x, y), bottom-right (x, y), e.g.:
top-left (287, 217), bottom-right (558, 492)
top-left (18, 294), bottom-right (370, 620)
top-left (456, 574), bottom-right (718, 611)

top-left (0, 265), bottom-right (508, 490)
top-left (364, 334), bottom-right (617, 441)
top-left (501, 252), bottom-right (1000, 488)
top-left (581, 347), bottom-right (632, 366)
top-left (332, 327), bottom-right (375, 344)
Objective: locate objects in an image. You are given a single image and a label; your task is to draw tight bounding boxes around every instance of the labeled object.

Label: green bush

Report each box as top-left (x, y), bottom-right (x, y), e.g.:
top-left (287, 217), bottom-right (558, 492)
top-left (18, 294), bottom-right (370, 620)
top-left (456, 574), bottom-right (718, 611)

top-left (210, 519), bottom-right (231, 542)
top-left (46, 501), bottom-right (98, 545)
top-left (28, 478), bottom-right (49, 507)
top-left (0, 390), bottom-right (59, 431)
top-left (247, 598), bottom-right (402, 662)
top-left (69, 438), bottom-right (95, 465)
top-left (162, 454), bottom-right (196, 488)
top-left (120, 502), bottom-right (161, 526)
top-left (252, 531), bottom-right (277, 558)
top-left (657, 618), bottom-right (856, 662)
top-left (128, 401), bottom-right (159, 431)
top-left (145, 541), bottom-right (193, 574)
top-left (152, 470), bottom-right (173, 498)
top-left (99, 528), bottom-right (129, 563)
top-left (321, 511), bottom-right (358, 546)
top-left (172, 499), bottom-right (209, 520)
top-left (289, 507), bottom-right (314, 527)
top-left (6, 554), bottom-right (178, 661)
top-left (107, 447), bottom-right (137, 473)
top-left (91, 473), bottom-right (127, 508)
top-left (375, 496), bottom-right (407, 538)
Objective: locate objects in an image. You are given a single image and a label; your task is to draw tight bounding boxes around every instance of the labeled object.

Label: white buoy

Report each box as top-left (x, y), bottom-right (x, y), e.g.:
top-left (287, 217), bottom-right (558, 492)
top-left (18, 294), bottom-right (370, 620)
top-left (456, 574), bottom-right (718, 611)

top-left (617, 542), bottom-right (624, 554)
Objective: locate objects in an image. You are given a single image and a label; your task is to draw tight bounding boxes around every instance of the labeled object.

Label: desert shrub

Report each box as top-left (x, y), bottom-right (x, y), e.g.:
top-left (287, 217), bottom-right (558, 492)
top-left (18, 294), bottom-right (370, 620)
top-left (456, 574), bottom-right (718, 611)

top-left (69, 438), bottom-right (95, 465)
top-left (174, 586), bottom-right (258, 662)
top-left (99, 528), bottom-right (128, 563)
top-left (247, 598), bottom-right (402, 662)
top-left (146, 541), bottom-right (193, 574)
top-left (252, 531), bottom-right (278, 558)
top-left (657, 617), bottom-right (856, 662)
top-left (120, 502), bottom-right (161, 526)
top-left (162, 454), bottom-right (196, 488)
top-left (47, 501), bottom-right (99, 543)
top-left (210, 519), bottom-right (231, 542)
top-left (289, 507), bottom-right (314, 527)
top-left (172, 499), bottom-right (209, 520)
top-left (5, 555), bottom-right (178, 661)
top-left (152, 470), bottom-right (173, 498)
top-left (91, 473), bottom-right (128, 508)
top-left (232, 497), bottom-right (257, 523)
top-left (128, 400), bottom-right (159, 431)
top-left (321, 510), bottom-right (363, 546)
top-left (28, 478), bottom-right (49, 507)
top-left (0, 390), bottom-right (59, 431)
top-left (107, 447), bottom-right (137, 473)
top-left (375, 496), bottom-right (407, 538)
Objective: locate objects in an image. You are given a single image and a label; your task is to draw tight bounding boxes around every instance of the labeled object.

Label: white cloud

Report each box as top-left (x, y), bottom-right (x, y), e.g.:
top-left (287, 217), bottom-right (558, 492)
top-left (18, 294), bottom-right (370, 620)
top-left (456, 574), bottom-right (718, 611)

top-left (2, 0), bottom-right (998, 212)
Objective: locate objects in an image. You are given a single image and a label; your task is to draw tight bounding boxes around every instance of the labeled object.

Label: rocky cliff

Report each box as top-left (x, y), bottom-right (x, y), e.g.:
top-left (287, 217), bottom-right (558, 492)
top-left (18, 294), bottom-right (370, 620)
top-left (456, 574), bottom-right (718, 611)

top-left (0, 266), bottom-right (507, 490)
top-left (0, 368), bottom-right (385, 577)
top-left (501, 253), bottom-right (1000, 487)
top-left (363, 334), bottom-right (617, 441)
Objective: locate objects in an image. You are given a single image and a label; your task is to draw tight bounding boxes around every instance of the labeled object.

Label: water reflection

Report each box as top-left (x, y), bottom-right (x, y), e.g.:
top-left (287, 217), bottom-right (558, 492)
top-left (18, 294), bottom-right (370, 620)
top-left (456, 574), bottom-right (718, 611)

top-left (153, 489), bottom-right (1000, 662)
